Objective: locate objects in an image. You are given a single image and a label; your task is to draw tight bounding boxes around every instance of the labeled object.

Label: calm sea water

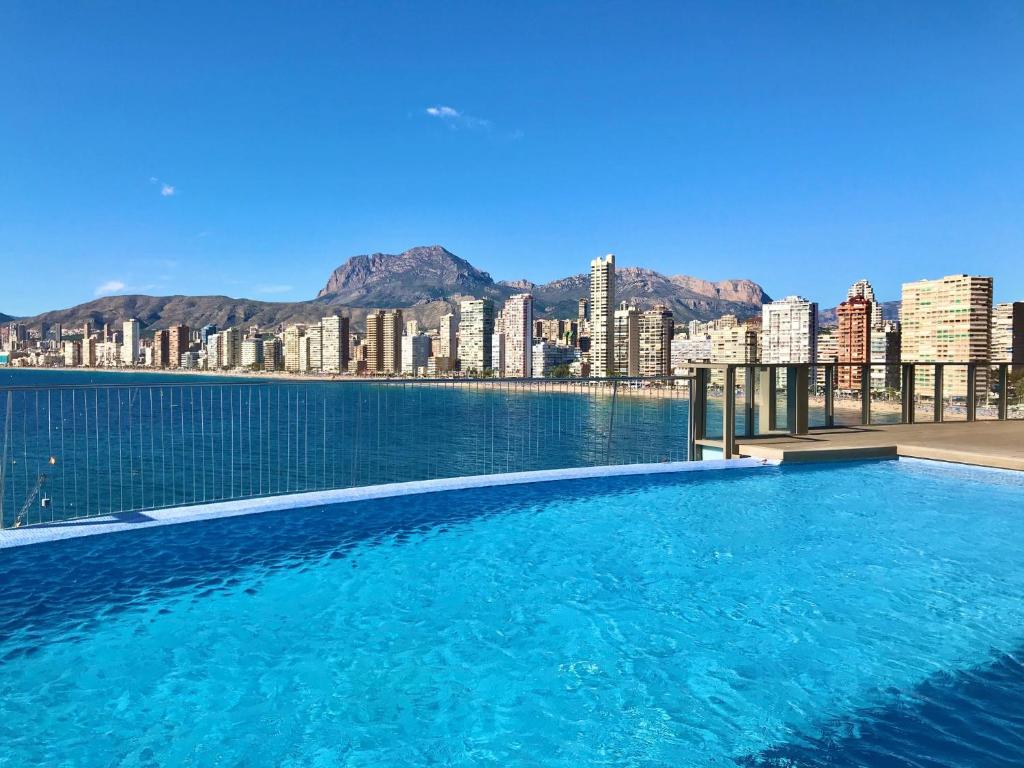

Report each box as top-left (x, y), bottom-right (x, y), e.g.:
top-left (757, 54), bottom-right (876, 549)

top-left (1, 369), bottom-right (693, 526)
top-left (1, 460), bottom-right (1023, 766)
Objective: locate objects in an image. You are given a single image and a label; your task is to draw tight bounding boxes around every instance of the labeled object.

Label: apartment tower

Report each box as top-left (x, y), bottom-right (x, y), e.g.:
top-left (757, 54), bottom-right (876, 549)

top-left (121, 319), bottom-right (140, 366)
top-left (991, 302), bottom-right (1024, 374)
top-left (458, 299), bottom-right (495, 374)
top-left (762, 296), bottom-right (818, 364)
top-left (901, 274), bottom-right (993, 400)
top-left (321, 315), bottom-right (350, 373)
top-left (639, 304), bottom-right (674, 377)
top-left (847, 279), bottom-right (884, 329)
top-left (162, 324), bottom-right (188, 369)
top-left (836, 296), bottom-right (872, 391)
top-left (589, 254), bottom-right (615, 376)
top-left (502, 293), bottom-right (534, 378)
top-left (613, 301), bottom-right (640, 377)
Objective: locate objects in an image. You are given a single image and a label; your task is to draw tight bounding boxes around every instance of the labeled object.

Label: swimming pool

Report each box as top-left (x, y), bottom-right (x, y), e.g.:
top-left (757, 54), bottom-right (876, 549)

top-left (1, 459), bottom-right (1023, 766)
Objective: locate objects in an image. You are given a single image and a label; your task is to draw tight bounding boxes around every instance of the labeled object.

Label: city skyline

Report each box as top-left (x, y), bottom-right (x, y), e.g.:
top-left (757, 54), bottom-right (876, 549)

top-left (3, 2), bottom-right (1024, 315)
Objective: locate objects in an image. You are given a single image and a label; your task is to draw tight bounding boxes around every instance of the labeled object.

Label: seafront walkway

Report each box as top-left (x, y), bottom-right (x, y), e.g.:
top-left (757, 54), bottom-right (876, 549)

top-left (735, 420), bottom-right (1024, 471)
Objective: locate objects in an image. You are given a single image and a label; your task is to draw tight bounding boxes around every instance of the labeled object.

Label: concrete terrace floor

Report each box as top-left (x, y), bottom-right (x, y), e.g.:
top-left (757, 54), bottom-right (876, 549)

top-left (736, 420), bottom-right (1024, 472)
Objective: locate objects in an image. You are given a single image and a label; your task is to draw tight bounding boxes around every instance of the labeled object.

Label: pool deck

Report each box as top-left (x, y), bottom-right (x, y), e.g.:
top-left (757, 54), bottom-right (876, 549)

top-left (736, 420), bottom-right (1024, 471)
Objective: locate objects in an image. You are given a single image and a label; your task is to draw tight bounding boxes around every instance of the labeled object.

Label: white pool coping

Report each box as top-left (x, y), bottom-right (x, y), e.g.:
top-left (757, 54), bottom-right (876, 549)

top-left (0, 458), bottom-right (774, 549)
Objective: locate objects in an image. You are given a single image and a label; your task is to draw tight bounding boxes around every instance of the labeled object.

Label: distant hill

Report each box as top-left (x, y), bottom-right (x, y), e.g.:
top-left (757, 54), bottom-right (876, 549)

top-left (20, 294), bottom-right (456, 336)
top-left (0, 312), bottom-right (16, 323)
top-left (818, 300), bottom-right (901, 327)
top-left (19, 244), bottom-right (773, 332)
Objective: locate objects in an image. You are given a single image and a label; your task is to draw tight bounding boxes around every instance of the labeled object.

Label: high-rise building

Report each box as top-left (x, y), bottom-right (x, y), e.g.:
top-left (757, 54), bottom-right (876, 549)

top-left (709, 324), bottom-right (759, 364)
top-left (221, 327), bottom-right (242, 369)
top-left (401, 334), bottom-right (431, 375)
top-left (836, 296), bottom-right (872, 391)
top-left (491, 333), bottom-right (506, 376)
top-left (121, 319), bottom-right (140, 366)
top-left (200, 324), bottom-right (218, 346)
top-left (262, 338), bottom-right (282, 371)
top-left (613, 301), bottom-right (640, 377)
top-left (241, 338), bottom-right (264, 369)
top-left (365, 312), bottom-right (384, 374)
top-left (816, 329), bottom-right (838, 388)
top-left (589, 254), bottom-right (615, 376)
top-left (639, 304), bottom-right (674, 376)
top-left (62, 340), bottom-right (81, 367)
top-left (458, 299), bottom-right (495, 374)
top-left (382, 310), bottom-right (403, 375)
top-left (870, 321), bottom-right (901, 392)
top-left (991, 302), bottom-right (1024, 374)
top-left (82, 336), bottom-right (96, 367)
top-left (762, 296), bottom-right (818, 365)
top-left (847, 279), bottom-right (884, 329)
top-left (306, 324), bottom-right (323, 370)
top-left (578, 297), bottom-right (590, 324)
top-left (901, 274), bottom-right (993, 400)
top-left (437, 313), bottom-right (457, 360)
top-left (206, 332), bottom-right (222, 369)
top-left (152, 330), bottom-right (170, 368)
top-left (321, 315), bottom-right (350, 373)
top-left (168, 325), bottom-right (189, 369)
top-left (502, 293), bottom-right (533, 378)
top-left (283, 325), bottom-right (305, 372)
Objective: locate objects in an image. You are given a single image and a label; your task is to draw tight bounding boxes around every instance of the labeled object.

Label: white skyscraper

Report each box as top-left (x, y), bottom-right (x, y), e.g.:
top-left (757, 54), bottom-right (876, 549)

top-left (589, 253), bottom-right (615, 377)
top-left (401, 334), bottom-right (431, 375)
top-left (437, 313), bottom-right (457, 360)
top-left (321, 315), bottom-right (350, 373)
top-left (502, 293), bottom-right (533, 378)
top-left (762, 296), bottom-right (818, 364)
top-left (121, 319), bottom-right (140, 366)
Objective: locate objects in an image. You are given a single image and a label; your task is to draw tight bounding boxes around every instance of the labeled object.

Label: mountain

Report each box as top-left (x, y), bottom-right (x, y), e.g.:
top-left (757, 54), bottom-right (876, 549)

top-left (317, 245), bottom-right (500, 306)
top-left (20, 245), bottom-right (773, 332)
top-left (818, 300), bottom-right (901, 327)
top-left (0, 312), bottom-right (16, 323)
top-left (317, 245), bottom-right (770, 324)
top-left (520, 267), bottom-right (769, 322)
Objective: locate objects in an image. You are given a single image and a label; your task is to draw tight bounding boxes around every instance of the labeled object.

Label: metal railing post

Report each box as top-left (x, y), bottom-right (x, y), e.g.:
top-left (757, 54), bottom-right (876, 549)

top-left (743, 366), bottom-right (755, 438)
top-left (998, 364), bottom-right (1009, 421)
top-left (901, 363), bottom-right (916, 424)
top-left (860, 364), bottom-right (871, 426)
top-left (933, 364), bottom-right (944, 423)
top-left (823, 364), bottom-right (834, 428)
top-left (689, 368), bottom-right (708, 460)
top-left (966, 363), bottom-right (977, 422)
top-left (722, 365), bottom-right (736, 459)
top-left (757, 366), bottom-right (776, 434)
top-left (786, 365), bottom-right (809, 435)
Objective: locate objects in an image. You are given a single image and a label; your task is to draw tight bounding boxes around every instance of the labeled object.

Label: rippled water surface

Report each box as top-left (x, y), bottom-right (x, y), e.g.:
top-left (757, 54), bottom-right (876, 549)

top-left (2, 460), bottom-right (1023, 767)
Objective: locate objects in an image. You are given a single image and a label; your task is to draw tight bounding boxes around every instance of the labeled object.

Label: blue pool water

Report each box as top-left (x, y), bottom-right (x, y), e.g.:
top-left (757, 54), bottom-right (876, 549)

top-left (1, 460), bottom-right (1023, 766)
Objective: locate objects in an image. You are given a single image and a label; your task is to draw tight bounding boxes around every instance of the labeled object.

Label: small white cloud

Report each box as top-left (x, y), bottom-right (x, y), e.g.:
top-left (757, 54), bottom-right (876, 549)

top-left (424, 105), bottom-right (491, 130)
top-left (256, 284), bottom-right (294, 295)
top-left (95, 280), bottom-right (126, 296)
top-left (149, 176), bottom-right (177, 196)
top-left (426, 105), bottom-right (460, 118)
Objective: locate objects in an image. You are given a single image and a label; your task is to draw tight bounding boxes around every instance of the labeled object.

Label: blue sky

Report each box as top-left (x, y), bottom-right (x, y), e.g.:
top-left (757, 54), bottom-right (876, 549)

top-left (2, 1), bottom-right (1022, 316)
